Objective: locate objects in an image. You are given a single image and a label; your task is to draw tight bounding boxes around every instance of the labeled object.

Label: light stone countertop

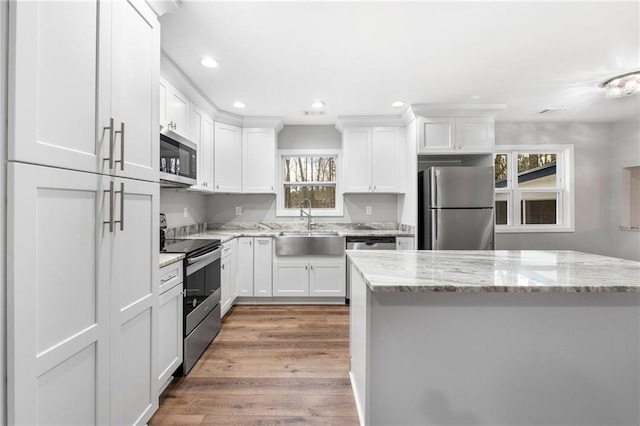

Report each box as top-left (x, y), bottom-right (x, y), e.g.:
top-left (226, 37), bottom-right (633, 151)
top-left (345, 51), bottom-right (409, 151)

top-left (181, 229), bottom-right (413, 241)
top-left (347, 250), bottom-right (640, 293)
top-left (159, 228), bottom-right (414, 267)
top-left (159, 253), bottom-right (185, 268)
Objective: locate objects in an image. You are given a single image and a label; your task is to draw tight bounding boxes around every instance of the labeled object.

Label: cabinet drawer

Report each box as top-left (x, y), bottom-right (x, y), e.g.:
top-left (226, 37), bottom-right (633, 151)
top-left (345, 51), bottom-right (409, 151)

top-left (159, 261), bottom-right (184, 294)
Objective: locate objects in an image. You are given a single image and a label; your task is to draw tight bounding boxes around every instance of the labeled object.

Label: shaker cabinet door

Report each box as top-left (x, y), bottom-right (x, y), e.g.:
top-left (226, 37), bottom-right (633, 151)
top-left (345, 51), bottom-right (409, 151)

top-left (110, 0), bottom-right (159, 182)
top-left (9, 0), bottom-right (110, 174)
top-left (7, 163), bottom-right (111, 425)
top-left (109, 177), bottom-right (159, 426)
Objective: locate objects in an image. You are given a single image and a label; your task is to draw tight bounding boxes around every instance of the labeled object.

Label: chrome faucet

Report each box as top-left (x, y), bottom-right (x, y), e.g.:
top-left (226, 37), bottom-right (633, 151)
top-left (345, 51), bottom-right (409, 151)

top-left (300, 198), bottom-right (313, 231)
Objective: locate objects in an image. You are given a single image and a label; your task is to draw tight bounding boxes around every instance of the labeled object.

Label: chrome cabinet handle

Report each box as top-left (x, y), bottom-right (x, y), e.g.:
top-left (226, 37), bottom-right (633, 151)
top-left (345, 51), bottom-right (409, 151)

top-left (305, 265), bottom-right (308, 270)
top-left (103, 181), bottom-right (115, 232)
top-left (216, 184), bottom-right (219, 189)
top-left (103, 118), bottom-right (115, 170)
top-left (310, 265), bottom-right (314, 270)
top-left (161, 274), bottom-right (177, 284)
top-left (114, 182), bottom-right (124, 231)
top-left (114, 122), bottom-right (124, 171)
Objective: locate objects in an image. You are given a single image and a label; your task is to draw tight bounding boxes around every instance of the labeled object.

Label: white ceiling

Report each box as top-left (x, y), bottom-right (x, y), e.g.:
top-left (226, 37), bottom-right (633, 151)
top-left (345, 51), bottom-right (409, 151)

top-left (159, 1), bottom-right (640, 125)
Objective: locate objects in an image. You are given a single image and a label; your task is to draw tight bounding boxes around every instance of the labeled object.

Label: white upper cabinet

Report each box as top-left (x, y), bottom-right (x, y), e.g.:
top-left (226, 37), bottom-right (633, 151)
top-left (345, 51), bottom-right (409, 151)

top-left (242, 128), bottom-right (276, 193)
top-left (159, 77), bottom-right (189, 139)
top-left (214, 122), bottom-right (243, 193)
top-left (200, 116), bottom-right (215, 191)
top-left (188, 105), bottom-right (214, 192)
top-left (9, 0), bottom-right (159, 182)
top-left (342, 127), bottom-right (372, 193)
top-left (343, 127), bottom-right (404, 193)
top-left (418, 116), bottom-right (495, 154)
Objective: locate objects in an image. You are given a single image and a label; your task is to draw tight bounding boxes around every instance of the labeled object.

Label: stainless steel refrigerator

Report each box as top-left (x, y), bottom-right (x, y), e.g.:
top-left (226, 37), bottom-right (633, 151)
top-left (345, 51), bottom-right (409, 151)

top-left (418, 166), bottom-right (494, 250)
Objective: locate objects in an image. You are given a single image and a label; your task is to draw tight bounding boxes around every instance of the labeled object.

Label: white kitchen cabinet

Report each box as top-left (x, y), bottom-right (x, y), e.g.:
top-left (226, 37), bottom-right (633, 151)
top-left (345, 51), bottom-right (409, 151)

top-left (8, 163), bottom-right (159, 425)
top-left (235, 237), bottom-right (273, 297)
top-left (343, 127), bottom-right (404, 193)
top-left (8, 1), bottom-right (160, 424)
top-left (254, 238), bottom-right (273, 297)
top-left (159, 77), bottom-right (190, 139)
top-left (396, 236), bottom-right (415, 250)
top-left (242, 128), bottom-right (276, 193)
top-left (214, 122), bottom-right (243, 193)
top-left (188, 106), bottom-right (214, 192)
top-left (273, 257), bottom-right (345, 297)
top-left (273, 261), bottom-right (310, 296)
top-left (220, 239), bottom-right (237, 316)
top-left (309, 260), bottom-right (345, 296)
top-left (9, 0), bottom-right (159, 182)
top-left (158, 262), bottom-right (183, 393)
top-left (418, 117), bottom-right (495, 154)
top-left (200, 116), bottom-right (215, 191)
top-left (236, 237), bottom-right (255, 296)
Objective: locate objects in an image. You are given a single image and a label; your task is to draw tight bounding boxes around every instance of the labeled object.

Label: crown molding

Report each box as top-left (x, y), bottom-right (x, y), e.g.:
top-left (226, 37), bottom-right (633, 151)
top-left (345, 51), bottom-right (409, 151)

top-left (146, 0), bottom-right (181, 16)
top-left (334, 115), bottom-right (407, 132)
top-left (242, 117), bottom-right (285, 133)
top-left (410, 103), bottom-right (507, 118)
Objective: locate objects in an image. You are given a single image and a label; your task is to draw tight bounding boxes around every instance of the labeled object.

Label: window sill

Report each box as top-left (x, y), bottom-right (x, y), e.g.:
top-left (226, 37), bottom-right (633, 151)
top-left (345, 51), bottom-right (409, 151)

top-left (496, 225), bottom-right (575, 234)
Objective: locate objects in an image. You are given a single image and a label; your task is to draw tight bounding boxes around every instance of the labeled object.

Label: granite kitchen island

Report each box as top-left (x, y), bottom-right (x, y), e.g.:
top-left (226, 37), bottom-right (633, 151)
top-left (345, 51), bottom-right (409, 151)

top-left (347, 250), bottom-right (640, 426)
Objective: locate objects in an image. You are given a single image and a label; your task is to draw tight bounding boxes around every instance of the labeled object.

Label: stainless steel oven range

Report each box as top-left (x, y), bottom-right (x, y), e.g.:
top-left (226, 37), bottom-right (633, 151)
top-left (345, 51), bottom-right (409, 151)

top-left (161, 238), bottom-right (222, 374)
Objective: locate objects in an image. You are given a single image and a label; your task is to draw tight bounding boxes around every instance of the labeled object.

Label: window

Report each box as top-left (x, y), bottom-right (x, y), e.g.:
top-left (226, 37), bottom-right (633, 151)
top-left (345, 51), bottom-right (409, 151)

top-left (277, 150), bottom-right (343, 216)
top-left (494, 145), bottom-right (574, 232)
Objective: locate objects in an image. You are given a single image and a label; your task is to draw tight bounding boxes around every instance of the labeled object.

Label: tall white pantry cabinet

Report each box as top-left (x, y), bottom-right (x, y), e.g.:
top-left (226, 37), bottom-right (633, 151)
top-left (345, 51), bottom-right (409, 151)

top-left (7, 1), bottom-right (160, 425)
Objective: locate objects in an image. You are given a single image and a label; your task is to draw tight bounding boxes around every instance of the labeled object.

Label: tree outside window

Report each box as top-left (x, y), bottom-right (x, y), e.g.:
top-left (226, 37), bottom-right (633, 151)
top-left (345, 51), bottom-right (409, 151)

top-left (282, 155), bottom-right (337, 209)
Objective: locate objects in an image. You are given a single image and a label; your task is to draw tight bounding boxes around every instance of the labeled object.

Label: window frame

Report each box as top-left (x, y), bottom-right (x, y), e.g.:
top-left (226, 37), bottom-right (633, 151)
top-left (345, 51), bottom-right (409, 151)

top-left (276, 149), bottom-right (343, 217)
top-left (495, 144), bottom-right (574, 233)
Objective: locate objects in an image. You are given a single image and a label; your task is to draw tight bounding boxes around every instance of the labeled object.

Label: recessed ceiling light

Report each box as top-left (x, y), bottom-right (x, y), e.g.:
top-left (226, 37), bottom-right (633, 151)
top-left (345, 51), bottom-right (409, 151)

top-left (311, 101), bottom-right (324, 109)
top-left (200, 57), bottom-right (220, 69)
top-left (471, 95), bottom-right (481, 100)
top-left (391, 100), bottom-right (405, 108)
top-left (233, 102), bottom-right (246, 109)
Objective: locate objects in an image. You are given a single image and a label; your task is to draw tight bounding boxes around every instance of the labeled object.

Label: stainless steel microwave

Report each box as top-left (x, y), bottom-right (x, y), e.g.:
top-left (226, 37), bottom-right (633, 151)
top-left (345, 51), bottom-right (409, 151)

top-left (159, 128), bottom-right (197, 187)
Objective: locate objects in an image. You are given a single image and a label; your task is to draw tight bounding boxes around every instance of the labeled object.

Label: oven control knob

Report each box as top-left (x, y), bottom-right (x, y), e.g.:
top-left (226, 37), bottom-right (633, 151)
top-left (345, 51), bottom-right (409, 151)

top-left (192, 299), bottom-right (197, 308)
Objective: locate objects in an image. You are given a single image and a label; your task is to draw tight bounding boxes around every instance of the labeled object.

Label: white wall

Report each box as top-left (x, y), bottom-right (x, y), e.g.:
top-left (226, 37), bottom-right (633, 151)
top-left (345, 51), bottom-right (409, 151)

top-left (278, 125), bottom-right (341, 150)
top-left (494, 123), bottom-right (613, 256)
top-left (610, 115), bottom-right (640, 261)
top-left (160, 189), bottom-right (209, 228)
top-left (206, 193), bottom-right (398, 223)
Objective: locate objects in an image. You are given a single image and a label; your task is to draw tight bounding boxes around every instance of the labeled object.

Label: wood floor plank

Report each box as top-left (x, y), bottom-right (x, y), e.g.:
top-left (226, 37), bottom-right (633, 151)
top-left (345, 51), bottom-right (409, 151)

top-left (149, 305), bottom-right (358, 425)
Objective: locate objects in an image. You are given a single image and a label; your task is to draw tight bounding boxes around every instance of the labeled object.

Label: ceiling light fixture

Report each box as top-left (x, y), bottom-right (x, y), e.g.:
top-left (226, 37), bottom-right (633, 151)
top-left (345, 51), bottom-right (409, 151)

top-left (391, 100), bottom-right (405, 108)
top-left (311, 101), bottom-right (324, 109)
top-left (233, 102), bottom-right (246, 109)
top-left (602, 70), bottom-right (640, 98)
top-left (200, 57), bottom-right (220, 69)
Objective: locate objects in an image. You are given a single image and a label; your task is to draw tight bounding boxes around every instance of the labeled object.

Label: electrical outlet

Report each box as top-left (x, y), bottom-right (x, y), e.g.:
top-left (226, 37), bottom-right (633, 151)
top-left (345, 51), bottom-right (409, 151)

top-left (183, 207), bottom-right (188, 218)
top-left (366, 206), bottom-right (372, 216)
top-left (235, 206), bottom-right (242, 216)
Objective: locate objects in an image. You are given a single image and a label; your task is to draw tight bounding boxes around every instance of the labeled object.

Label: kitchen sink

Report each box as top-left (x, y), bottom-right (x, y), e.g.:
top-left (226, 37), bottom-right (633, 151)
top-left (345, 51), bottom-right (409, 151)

top-left (275, 232), bottom-right (345, 256)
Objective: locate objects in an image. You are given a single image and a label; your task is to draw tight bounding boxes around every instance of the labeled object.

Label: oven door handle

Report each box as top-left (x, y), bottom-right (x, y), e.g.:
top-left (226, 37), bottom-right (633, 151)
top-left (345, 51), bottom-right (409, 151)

top-left (187, 247), bottom-right (222, 265)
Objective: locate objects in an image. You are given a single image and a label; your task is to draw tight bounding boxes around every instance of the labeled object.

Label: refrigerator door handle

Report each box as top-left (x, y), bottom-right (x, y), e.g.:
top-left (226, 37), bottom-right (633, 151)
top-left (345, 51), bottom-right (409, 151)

top-left (432, 209), bottom-right (438, 248)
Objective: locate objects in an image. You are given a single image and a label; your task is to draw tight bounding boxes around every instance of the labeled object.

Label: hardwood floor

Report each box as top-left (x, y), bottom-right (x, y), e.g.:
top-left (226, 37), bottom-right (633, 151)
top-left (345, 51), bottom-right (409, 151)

top-left (149, 305), bottom-right (359, 425)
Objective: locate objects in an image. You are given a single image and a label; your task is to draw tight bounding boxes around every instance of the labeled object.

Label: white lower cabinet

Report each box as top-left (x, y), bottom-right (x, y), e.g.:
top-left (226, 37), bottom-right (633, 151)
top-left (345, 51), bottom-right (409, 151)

top-left (396, 236), bottom-right (415, 250)
top-left (158, 262), bottom-right (183, 393)
top-left (273, 257), bottom-right (346, 297)
top-left (7, 163), bottom-right (159, 424)
top-left (236, 237), bottom-right (273, 297)
top-left (8, 162), bottom-right (159, 425)
top-left (220, 239), bottom-right (237, 316)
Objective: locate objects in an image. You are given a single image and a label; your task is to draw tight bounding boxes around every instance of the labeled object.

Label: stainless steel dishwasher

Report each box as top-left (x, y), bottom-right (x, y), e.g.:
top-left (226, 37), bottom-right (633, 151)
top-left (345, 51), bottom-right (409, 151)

top-left (345, 236), bottom-right (396, 302)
